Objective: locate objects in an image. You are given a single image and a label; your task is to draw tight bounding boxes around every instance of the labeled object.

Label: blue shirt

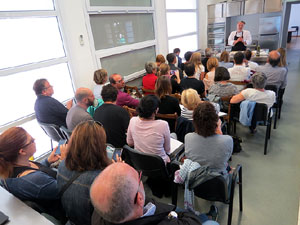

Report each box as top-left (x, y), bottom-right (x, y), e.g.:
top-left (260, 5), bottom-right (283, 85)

top-left (34, 95), bottom-right (68, 127)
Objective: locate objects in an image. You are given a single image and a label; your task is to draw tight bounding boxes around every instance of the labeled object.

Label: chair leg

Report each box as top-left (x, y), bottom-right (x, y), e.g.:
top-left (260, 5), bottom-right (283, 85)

top-left (273, 108), bottom-right (278, 129)
top-left (268, 117), bottom-right (272, 139)
top-left (238, 167), bottom-right (243, 211)
top-left (227, 200), bottom-right (233, 225)
top-left (264, 125), bottom-right (269, 155)
top-left (171, 183), bottom-right (178, 206)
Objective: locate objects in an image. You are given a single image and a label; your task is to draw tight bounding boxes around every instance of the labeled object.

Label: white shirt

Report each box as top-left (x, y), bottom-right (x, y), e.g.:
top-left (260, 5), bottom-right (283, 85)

top-left (195, 65), bottom-right (205, 80)
top-left (241, 88), bottom-right (276, 111)
top-left (243, 61), bottom-right (259, 71)
top-left (228, 65), bottom-right (250, 81)
top-left (228, 30), bottom-right (252, 46)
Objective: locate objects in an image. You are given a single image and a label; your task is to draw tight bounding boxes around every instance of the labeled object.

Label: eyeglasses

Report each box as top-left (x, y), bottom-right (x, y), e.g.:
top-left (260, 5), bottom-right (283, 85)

top-left (21, 138), bottom-right (35, 149)
top-left (116, 78), bottom-right (124, 83)
top-left (134, 171), bottom-right (143, 204)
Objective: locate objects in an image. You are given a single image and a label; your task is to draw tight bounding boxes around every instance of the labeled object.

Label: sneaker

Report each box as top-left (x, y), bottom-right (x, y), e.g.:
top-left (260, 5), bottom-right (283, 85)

top-left (206, 205), bottom-right (218, 221)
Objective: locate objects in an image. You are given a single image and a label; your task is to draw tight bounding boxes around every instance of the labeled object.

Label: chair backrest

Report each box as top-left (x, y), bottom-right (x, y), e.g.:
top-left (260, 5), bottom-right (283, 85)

top-left (193, 175), bottom-right (229, 203)
top-left (265, 85), bottom-right (278, 96)
top-left (122, 106), bottom-right (138, 118)
top-left (175, 116), bottom-right (194, 143)
top-left (227, 80), bottom-right (248, 86)
top-left (122, 145), bottom-right (169, 179)
top-left (60, 126), bottom-right (72, 140)
top-left (156, 113), bottom-right (178, 131)
top-left (251, 103), bottom-right (268, 126)
top-left (142, 87), bottom-right (155, 95)
top-left (124, 85), bottom-right (142, 98)
top-left (38, 121), bottom-right (65, 142)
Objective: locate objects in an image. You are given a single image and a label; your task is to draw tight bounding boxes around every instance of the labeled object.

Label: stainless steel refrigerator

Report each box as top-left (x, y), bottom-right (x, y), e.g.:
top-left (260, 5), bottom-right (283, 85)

top-left (259, 16), bottom-right (281, 51)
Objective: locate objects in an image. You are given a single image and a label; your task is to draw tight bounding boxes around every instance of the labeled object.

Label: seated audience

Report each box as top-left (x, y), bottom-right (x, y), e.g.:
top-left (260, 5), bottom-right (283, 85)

top-left (155, 76), bottom-right (181, 132)
top-left (57, 120), bottom-right (111, 225)
top-left (230, 72), bottom-right (276, 112)
top-left (209, 67), bottom-right (239, 110)
top-left (185, 102), bottom-right (233, 179)
top-left (159, 63), bottom-right (181, 94)
top-left (173, 47), bottom-right (182, 68)
top-left (93, 69), bottom-right (108, 99)
top-left (203, 57), bottom-right (219, 91)
top-left (155, 54), bottom-right (166, 68)
top-left (90, 162), bottom-right (219, 225)
top-left (0, 127), bottom-right (62, 218)
top-left (277, 47), bottom-right (287, 68)
top-left (142, 61), bottom-right (158, 94)
top-left (33, 79), bottom-right (72, 127)
top-left (202, 47), bottom-right (212, 72)
top-left (228, 51), bottom-right (250, 90)
top-left (181, 51), bottom-right (193, 71)
top-left (127, 95), bottom-right (171, 164)
top-left (66, 88), bottom-right (94, 131)
top-left (218, 51), bottom-right (233, 69)
top-left (181, 89), bottom-right (202, 120)
top-left (109, 74), bottom-right (139, 108)
top-left (255, 50), bottom-right (287, 89)
top-left (180, 62), bottom-right (205, 96)
top-left (190, 52), bottom-right (205, 80)
top-left (93, 85), bottom-right (130, 148)
top-left (166, 53), bottom-right (183, 79)
top-left (244, 50), bottom-right (258, 72)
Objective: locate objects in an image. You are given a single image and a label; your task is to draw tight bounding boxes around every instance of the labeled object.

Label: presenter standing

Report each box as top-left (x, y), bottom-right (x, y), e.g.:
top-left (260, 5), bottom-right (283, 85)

top-left (228, 21), bottom-right (252, 51)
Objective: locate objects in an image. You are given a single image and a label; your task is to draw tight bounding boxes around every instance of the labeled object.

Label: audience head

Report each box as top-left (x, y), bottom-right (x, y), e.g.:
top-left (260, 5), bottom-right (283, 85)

top-left (214, 67), bottom-right (230, 82)
top-left (33, 79), bottom-right (53, 96)
top-left (66, 120), bottom-right (110, 172)
top-left (159, 63), bottom-right (170, 76)
top-left (101, 84), bottom-right (118, 103)
top-left (190, 52), bottom-right (202, 66)
top-left (155, 76), bottom-right (172, 99)
top-left (166, 53), bottom-right (176, 65)
top-left (237, 21), bottom-right (245, 32)
top-left (90, 162), bottom-right (145, 223)
top-left (181, 89), bottom-right (201, 110)
top-left (173, 48), bottom-right (180, 55)
top-left (207, 57), bottom-right (219, 71)
top-left (156, 54), bottom-right (166, 67)
top-left (220, 51), bottom-right (230, 63)
top-left (244, 50), bottom-right (252, 61)
top-left (137, 95), bottom-right (160, 119)
top-left (75, 88), bottom-right (94, 107)
top-left (0, 127), bottom-right (35, 178)
top-left (193, 102), bottom-right (218, 138)
top-left (251, 72), bottom-right (267, 89)
top-left (145, 61), bottom-right (157, 74)
top-left (233, 52), bottom-right (244, 65)
top-left (268, 50), bottom-right (281, 67)
top-left (184, 51), bottom-right (193, 62)
top-left (184, 62), bottom-right (196, 77)
top-left (277, 48), bottom-right (287, 67)
top-left (109, 74), bottom-right (125, 90)
top-left (205, 48), bottom-right (212, 57)
top-left (93, 69), bottom-right (108, 85)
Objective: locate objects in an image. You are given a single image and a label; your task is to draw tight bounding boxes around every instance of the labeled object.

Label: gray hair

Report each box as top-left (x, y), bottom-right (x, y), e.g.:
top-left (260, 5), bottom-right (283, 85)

top-left (205, 48), bottom-right (212, 57)
top-left (145, 61), bottom-right (157, 74)
top-left (96, 176), bottom-right (135, 223)
top-left (251, 72), bottom-right (267, 89)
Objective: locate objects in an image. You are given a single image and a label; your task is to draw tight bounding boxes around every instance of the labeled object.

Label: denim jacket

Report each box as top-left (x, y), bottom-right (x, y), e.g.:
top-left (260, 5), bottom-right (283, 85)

top-left (57, 160), bottom-right (102, 225)
top-left (0, 159), bottom-right (59, 201)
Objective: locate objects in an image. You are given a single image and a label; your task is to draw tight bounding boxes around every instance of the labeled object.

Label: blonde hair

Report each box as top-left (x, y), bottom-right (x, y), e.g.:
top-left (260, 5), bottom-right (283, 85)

top-left (181, 89), bottom-right (201, 110)
top-left (158, 63), bottom-right (170, 76)
top-left (207, 57), bottom-right (219, 71)
top-left (190, 52), bottom-right (202, 70)
top-left (277, 48), bottom-right (287, 67)
top-left (220, 51), bottom-right (230, 62)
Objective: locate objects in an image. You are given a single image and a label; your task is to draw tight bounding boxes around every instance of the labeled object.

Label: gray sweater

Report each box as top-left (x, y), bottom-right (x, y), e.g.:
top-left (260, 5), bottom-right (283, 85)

top-left (185, 133), bottom-right (233, 174)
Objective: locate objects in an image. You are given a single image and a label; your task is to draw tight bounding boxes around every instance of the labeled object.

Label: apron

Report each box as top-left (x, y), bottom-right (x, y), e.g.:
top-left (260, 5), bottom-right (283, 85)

top-left (232, 31), bottom-right (246, 51)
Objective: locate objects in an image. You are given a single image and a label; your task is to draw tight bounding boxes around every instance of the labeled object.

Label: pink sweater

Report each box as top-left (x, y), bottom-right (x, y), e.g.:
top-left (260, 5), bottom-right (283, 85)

top-left (127, 117), bottom-right (171, 163)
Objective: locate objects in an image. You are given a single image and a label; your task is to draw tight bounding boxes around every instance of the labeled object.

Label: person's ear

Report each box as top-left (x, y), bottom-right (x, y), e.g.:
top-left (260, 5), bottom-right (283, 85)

top-left (136, 192), bottom-right (144, 207)
top-left (19, 148), bottom-right (27, 156)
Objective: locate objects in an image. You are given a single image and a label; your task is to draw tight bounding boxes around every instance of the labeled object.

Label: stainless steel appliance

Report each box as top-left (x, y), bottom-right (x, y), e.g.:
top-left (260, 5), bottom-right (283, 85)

top-left (207, 22), bottom-right (226, 51)
top-left (259, 16), bottom-right (281, 50)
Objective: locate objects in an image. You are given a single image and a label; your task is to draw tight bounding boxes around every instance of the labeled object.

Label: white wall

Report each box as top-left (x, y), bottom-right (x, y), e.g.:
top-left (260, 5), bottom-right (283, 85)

top-left (288, 3), bottom-right (300, 35)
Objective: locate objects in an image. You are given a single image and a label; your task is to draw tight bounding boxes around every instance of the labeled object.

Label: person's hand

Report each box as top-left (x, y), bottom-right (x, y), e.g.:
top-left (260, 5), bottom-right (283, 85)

top-left (174, 70), bottom-right (181, 84)
top-left (112, 154), bottom-right (124, 163)
top-left (47, 147), bottom-right (61, 164)
top-left (215, 119), bottom-right (223, 135)
top-left (60, 144), bottom-right (68, 160)
top-left (66, 99), bottom-right (73, 110)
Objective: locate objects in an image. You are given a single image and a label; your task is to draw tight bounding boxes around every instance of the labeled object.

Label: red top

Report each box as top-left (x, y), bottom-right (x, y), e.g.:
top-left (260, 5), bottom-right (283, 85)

top-left (142, 73), bottom-right (157, 94)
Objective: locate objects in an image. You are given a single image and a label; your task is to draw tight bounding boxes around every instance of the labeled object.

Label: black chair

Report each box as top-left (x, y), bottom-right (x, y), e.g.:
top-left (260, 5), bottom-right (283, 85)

top-left (278, 88), bottom-right (285, 119)
top-left (175, 116), bottom-right (194, 143)
top-left (192, 165), bottom-right (242, 225)
top-left (265, 85), bottom-right (279, 129)
top-left (122, 145), bottom-right (179, 206)
top-left (37, 121), bottom-right (66, 149)
top-left (291, 26), bottom-right (299, 37)
top-left (60, 126), bottom-right (72, 141)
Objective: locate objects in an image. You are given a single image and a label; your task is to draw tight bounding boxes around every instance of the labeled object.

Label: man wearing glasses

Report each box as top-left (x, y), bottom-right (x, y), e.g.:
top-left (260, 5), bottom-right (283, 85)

top-left (90, 163), bottom-right (219, 225)
top-left (33, 79), bottom-right (73, 127)
top-left (109, 74), bottom-right (139, 108)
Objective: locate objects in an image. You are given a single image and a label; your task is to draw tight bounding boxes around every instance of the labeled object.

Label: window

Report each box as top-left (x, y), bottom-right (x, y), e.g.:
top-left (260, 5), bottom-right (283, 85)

top-left (0, 1), bottom-right (74, 158)
top-left (166, 0), bottom-right (198, 57)
top-left (86, 0), bottom-right (156, 81)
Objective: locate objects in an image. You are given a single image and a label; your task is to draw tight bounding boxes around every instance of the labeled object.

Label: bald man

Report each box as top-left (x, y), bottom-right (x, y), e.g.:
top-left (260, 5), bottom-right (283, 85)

top-left (90, 162), bottom-right (219, 225)
top-left (109, 74), bottom-right (139, 108)
top-left (66, 87), bottom-right (94, 130)
top-left (256, 50), bottom-right (288, 89)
